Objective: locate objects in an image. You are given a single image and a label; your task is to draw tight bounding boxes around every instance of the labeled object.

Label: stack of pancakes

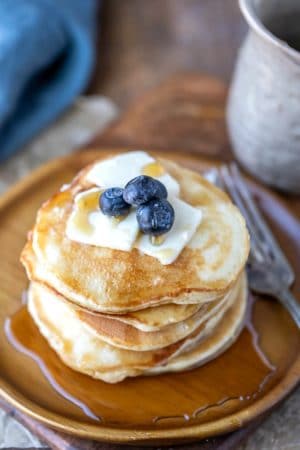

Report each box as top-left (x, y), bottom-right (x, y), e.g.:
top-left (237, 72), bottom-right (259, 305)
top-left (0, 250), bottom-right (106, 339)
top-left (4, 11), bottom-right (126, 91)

top-left (21, 154), bottom-right (250, 383)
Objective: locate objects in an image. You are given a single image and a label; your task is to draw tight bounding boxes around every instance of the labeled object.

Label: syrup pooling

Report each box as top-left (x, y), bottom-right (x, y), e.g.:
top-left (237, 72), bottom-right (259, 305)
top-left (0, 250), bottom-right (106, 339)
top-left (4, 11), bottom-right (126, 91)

top-left (150, 235), bottom-right (166, 246)
top-left (5, 295), bottom-right (277, 427)
top-left (5, 308), bottom-right (100, 422)
top-left (111, 214), bottom-right (128, 226)
top-left (153, 325), bottom-right (276, 425)
top-left (77, 189), bottom-right (102, 211)
top-left (72, 188), bottom-right (103, 235)
top-left (142, 161), bottom-right (166, 178)
top-left (153, 294), bottom-right (276, 424)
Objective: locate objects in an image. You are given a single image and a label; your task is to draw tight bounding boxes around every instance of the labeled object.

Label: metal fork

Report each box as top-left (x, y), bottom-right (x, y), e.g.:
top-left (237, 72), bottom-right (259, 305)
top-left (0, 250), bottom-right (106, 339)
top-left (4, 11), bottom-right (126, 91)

top-left (207, 163), bottom-right (300, 329)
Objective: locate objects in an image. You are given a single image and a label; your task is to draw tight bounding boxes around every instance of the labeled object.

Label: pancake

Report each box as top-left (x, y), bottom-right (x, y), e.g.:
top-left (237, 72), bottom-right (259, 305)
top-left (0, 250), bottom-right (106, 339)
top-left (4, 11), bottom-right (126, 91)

top-left (146, 273), bottom-right (247, 375)
top-left (21, 154), bottom-right (249, 313)
top-left (84, 301), bottom-right (206, 333)
top-left (22, 241), bottom-right (230, 323)
top-left (76, 286), bottom-right (237, 351)
top-left (27, 274), bottom-right (247, 383)
top-left (30, 279), bottom-right (238, 351)
top-left (105, 302), bottom-right (202, 332)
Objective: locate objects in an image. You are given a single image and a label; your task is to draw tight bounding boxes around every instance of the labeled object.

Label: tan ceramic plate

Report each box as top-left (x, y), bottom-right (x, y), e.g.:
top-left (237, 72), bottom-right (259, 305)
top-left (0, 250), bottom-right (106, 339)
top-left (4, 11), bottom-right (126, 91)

top-left (0, 150), bottom-right (300, 445)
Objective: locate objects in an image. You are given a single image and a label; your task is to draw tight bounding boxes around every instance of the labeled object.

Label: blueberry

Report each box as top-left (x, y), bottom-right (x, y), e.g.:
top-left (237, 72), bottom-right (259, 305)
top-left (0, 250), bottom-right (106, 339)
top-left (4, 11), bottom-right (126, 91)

top-left (100, 188), bottom-right (131, 217)
top-left (123, 175), bottom-right (167, 206)
top-left (136, 199), bottom-right (175, 236)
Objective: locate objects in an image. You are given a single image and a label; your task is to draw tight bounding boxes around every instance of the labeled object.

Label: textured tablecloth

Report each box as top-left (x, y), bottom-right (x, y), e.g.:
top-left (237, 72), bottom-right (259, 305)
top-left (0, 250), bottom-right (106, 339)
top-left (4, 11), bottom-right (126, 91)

top-left (0, 96), bottom-right (299, 449)
top-left (0, 0), bottom-right (98, 162)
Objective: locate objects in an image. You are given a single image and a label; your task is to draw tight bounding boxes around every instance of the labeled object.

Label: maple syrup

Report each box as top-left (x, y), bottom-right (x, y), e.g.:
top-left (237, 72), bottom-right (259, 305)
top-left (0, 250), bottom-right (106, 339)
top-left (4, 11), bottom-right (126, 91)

top-left (77, 190), bottom-right (102, 211)
top-left (142, 162), bottom-right (165, 178)
top-left (111, 215), bottom-right (127, 226)
top-left (73, 189), bottom-right (102, 235)
top-left (5, 292), bottom-right (279, 428)
top-left (150, 235), bottom-right (166, 246)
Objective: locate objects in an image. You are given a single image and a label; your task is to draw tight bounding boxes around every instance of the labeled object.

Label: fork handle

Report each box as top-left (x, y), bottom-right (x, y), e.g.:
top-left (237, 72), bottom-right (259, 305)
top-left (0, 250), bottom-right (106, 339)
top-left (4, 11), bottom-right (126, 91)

top-left (277, 288), bottom-right (300, 329)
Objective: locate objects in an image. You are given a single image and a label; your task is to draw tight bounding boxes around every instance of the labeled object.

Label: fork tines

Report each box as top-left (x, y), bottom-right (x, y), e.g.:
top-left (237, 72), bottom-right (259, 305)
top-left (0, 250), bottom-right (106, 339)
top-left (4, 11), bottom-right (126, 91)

top-left (219, 163), bottom-right (294, 284)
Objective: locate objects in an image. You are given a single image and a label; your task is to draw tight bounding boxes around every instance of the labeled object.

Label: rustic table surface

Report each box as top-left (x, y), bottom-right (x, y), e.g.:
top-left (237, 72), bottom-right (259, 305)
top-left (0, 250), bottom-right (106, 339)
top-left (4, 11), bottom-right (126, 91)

top-left (89, 0), bottom-right (247, 107)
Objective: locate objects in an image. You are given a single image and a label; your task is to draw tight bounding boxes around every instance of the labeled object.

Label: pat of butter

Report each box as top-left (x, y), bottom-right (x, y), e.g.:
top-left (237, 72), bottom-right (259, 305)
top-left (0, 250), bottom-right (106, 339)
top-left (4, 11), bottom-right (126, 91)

top-left (136, 197), bottom-right (202, 265)
top-left (67, 152), bottom-right (203, 265)
top-left (66, 188), bottom-right (139, 251)
top-left (86, 151), bottom-right (180, 197)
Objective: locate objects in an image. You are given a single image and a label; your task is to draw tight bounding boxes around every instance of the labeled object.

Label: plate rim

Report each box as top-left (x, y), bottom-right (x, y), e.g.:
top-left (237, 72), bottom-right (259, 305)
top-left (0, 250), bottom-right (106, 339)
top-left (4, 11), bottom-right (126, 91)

top-left (1, 149), bottom-right (300, 444)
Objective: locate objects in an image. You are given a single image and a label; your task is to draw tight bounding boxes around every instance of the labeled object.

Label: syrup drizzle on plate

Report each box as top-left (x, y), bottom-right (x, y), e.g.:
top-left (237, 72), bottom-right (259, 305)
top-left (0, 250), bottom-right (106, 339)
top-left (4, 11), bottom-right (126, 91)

top-left (5, 293), bottom-right (277, 426)
top-left (153, 295), bottom-right (276, 424)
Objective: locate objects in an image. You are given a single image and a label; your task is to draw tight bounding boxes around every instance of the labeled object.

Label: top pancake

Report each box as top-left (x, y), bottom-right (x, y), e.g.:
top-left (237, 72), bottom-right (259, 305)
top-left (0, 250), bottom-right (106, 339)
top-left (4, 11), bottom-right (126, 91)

top-left (21, 153), bottom-right (249, 313)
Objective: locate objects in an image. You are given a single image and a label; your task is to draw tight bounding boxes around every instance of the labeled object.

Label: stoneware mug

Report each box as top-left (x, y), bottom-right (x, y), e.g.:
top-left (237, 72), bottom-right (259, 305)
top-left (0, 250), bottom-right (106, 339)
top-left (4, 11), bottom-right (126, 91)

top-left (227, 0), bottom-right (300, 193)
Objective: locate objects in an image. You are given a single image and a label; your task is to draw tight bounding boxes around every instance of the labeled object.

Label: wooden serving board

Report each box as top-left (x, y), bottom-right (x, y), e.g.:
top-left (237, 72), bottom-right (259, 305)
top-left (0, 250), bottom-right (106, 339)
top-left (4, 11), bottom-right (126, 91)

top-left (0, 74), bottom-right (299, 449)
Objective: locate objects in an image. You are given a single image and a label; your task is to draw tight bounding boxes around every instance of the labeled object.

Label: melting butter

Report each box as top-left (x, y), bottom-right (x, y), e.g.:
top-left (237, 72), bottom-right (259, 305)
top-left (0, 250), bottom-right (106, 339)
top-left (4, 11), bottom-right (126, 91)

top-left (66, 152), bottom-right (203, 264)
top-left (136, 197), bottom-right (202, 265)
top-left (66, 188), bottom-right (139, 251)
top-left (156, 248), bottom-right (175, 261)
top-left (72, 211), bottom-right (93, 235)
top-left (77, 189), bottom-right (102, 210)
top-left (72, 189), bottom-right (102, 235)
top-left (85, 151), bottom-right (180, 197)
top-left (111, 215), bottom-right (128, 226)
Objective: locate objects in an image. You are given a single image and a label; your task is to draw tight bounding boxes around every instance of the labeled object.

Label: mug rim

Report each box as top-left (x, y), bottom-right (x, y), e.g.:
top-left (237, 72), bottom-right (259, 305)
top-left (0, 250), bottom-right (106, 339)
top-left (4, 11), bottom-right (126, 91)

top-left (239, 0), bottom-right (300, 63)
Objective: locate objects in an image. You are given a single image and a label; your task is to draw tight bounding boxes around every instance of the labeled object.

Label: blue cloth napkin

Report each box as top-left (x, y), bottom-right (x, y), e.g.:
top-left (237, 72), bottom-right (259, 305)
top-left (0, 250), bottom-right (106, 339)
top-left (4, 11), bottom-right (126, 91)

top-left (0, 0), bottom-right (98, 162)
